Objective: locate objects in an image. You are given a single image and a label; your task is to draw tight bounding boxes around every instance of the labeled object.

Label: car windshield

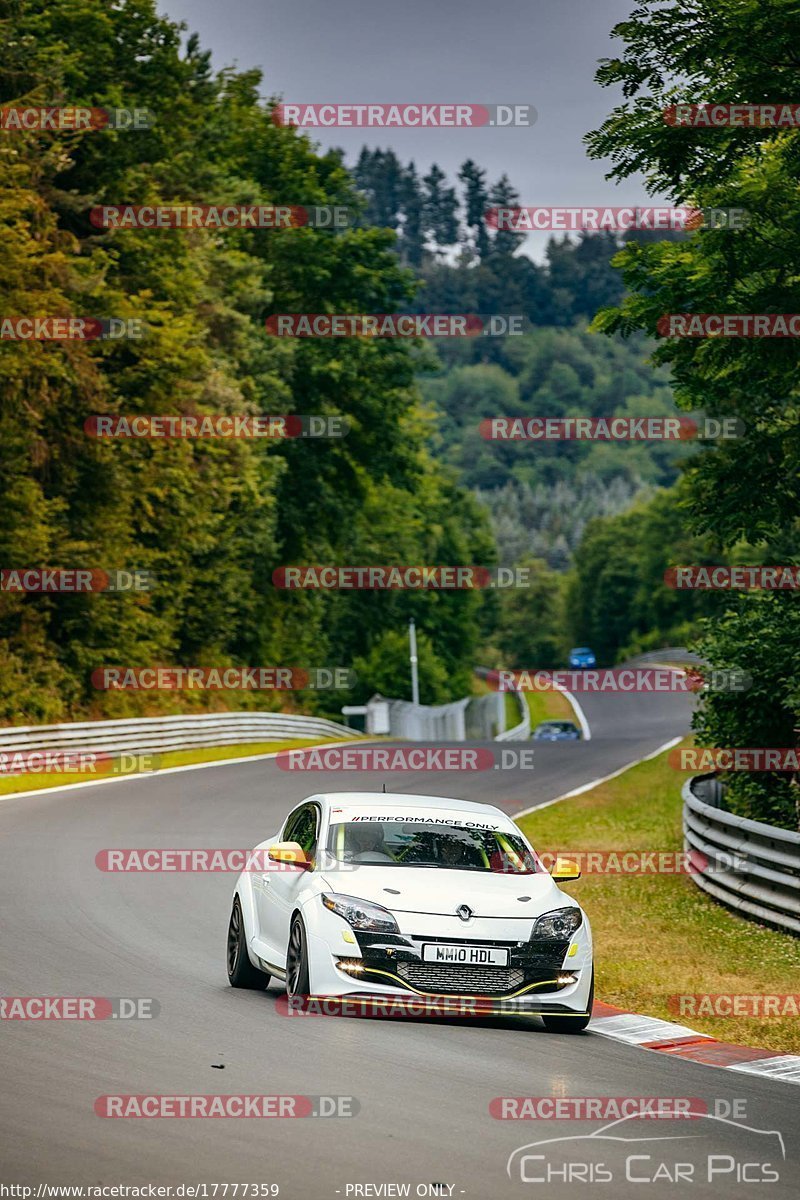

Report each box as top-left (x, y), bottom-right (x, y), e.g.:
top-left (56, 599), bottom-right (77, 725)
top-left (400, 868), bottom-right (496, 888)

top-left (538, 722), bottom-right (576, 733)
top-left (326, 820), bottom-right (538, 873)
top-left (572, 648), bottom-right (592, 655)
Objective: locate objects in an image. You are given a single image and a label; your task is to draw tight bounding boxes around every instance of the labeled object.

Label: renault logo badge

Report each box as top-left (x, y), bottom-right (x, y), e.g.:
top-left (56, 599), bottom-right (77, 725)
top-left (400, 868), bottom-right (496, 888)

top-left (456, 904), bottom-right (473, 921)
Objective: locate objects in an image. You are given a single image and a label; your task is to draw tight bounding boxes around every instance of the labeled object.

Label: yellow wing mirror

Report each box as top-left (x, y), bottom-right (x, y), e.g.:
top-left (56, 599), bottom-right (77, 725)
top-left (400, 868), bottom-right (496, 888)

top-left (550, 857), bottom-right (581, 882)
top-left (267, 841), bottom-right (312, 869)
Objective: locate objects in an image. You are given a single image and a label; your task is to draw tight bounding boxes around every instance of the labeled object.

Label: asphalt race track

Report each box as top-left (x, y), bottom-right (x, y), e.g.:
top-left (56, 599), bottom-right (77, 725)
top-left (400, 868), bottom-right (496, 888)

top-left (2, 684), bottom-right (799, 1196)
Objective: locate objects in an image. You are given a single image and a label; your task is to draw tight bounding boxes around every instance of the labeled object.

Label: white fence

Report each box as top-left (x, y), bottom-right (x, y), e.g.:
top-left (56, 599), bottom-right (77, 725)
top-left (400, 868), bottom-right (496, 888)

top-left (368, 672), bottom-right (530, 742)
top-left (683, 775), bottom-right (800, 935)
top-left (374, 689), bottom-right (529, 742)
top-left (372, 696), bottom-right (472, 741)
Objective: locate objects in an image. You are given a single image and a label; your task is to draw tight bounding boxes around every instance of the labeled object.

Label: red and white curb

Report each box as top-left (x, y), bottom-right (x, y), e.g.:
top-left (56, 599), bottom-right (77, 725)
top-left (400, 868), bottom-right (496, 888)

top-left (589, 1000), bottom-right (800, 1086)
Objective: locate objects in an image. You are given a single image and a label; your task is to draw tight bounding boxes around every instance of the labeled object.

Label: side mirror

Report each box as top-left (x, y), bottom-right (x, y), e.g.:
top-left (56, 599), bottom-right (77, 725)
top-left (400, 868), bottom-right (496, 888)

top-left (267, 841), bottom-right (312, 869)
top-left (551, 857), bottom-right (581, 882)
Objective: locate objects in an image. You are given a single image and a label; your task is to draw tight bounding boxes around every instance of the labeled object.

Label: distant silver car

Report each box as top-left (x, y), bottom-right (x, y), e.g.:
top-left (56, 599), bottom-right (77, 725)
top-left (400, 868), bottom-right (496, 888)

top-left (533, 720), bottom-right (581, 742)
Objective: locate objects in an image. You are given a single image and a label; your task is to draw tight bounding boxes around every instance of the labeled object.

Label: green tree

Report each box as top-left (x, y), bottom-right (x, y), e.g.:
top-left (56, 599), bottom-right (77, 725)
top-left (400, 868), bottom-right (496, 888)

top-left (352, 628), bottom-right (451, 706)
top-left (495, 559), bottom-right (567, 669)
top-left (566, 487), bottom-right (723, 665)
top-left (422, 162), bottom-right (460, 254)
top-left (458, 159), bottom-right (490, 261)
top-left (586, 0), bottom-right (800, 825)
top-left (0, 0), bottom-right (494, 722)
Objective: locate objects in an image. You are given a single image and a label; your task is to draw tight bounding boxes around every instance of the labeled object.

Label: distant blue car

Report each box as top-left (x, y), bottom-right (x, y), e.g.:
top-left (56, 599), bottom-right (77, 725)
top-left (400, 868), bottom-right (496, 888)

top-left (568, 646), bottom-right (596, 669)
top-left (532, 720), bottom-right (581, 742)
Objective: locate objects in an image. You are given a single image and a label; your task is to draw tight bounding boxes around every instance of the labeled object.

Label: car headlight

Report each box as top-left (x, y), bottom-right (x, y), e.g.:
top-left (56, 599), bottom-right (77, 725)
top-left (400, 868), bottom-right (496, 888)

top-left (532, 907), bottom-right (583, 940)
top-left (322, 892), bottom-right (399, 933)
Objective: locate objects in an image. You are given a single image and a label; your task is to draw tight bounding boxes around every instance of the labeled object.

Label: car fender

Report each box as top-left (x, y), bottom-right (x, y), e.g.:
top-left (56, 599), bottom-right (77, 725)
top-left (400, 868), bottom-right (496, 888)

top-left (231, 835), bottom-right (279, 965)
top-left (231, 869), bottom-right (259, 965)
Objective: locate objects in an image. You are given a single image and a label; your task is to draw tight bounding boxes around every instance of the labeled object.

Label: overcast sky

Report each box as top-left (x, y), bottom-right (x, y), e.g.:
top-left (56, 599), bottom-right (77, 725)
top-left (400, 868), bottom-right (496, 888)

top-left (158, 0), bottom-right (650, 259)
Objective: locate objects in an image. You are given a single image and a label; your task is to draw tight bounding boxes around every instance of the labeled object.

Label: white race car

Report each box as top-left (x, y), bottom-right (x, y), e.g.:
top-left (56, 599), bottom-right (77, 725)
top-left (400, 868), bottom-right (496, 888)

top-left (226, 792), bottom-right (593, 1031)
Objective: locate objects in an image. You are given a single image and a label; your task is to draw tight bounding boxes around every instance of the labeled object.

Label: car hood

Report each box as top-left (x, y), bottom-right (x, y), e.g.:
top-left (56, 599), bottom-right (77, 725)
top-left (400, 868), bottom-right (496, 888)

top-left (318, 865), bottom-right (569, 918)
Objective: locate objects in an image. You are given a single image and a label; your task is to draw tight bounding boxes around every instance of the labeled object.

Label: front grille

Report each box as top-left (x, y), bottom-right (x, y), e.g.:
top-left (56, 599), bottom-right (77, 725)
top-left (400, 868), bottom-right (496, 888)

top-left (397, 962), bottom-right (525, 995)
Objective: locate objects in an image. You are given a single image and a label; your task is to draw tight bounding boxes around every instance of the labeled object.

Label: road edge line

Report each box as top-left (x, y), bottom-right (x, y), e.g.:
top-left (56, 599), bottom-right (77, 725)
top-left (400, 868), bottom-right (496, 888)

top-left (553, 683), bottom-right (591, 741)
top-left (511, 735), bottom-right (684, 819)
top-left (0, 739), bottom-right (362, 803)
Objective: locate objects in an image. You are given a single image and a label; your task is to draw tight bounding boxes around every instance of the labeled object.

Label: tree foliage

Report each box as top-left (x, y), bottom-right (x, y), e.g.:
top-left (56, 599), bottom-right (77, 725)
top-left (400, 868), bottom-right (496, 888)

top-left (587, 0), bottom-right (800, 826)
top-left (0, 0), bottom-right (493, 721)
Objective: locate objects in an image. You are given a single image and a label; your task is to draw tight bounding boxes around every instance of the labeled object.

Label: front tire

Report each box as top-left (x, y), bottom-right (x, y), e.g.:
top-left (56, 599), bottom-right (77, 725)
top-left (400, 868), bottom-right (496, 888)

top-left (541, 969), bottom-right (594, 1034)
top-left (227, 896), bottom-right (269, 989)
top-left (286, 914), bottom-right (311, 998)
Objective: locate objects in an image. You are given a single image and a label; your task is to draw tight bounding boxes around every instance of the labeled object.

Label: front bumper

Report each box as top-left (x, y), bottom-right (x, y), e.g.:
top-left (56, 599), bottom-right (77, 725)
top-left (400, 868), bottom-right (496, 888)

top-left (305, 919), bottom-right (592, 1015)
top-left (352, 930), bottom-right (575, 997)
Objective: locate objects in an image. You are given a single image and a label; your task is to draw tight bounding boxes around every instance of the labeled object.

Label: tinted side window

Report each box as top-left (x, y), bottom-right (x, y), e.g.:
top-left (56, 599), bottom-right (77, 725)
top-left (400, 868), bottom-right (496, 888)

top-left (283, 805), bottom-right (318, 856)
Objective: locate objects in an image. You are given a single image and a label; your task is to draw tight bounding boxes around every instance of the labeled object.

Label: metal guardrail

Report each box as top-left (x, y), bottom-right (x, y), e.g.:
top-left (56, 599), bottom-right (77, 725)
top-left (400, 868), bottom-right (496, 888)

top-left (493, 684), bottom-right (530, 741)
top-left (0, 711), bottom-right (355, 757)
top-left (0, 667), bottom-right (530, 764)
top-left (473, 667), bottom-right (531, 741)
top-left (627, 647), bottom-right (702, 665)
top-left (683, 774), bottom-right (800, 935)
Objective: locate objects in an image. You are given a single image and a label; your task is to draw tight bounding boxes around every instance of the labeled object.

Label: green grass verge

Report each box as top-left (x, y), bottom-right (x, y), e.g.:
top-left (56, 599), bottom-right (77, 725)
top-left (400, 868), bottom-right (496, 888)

top-left (0, 737), bottom-right (360, 797)
top-left (517, 739), bottom-right (800, 1053)
top-left (504, 692), bottom-right (520, 729)
top-left (524, 688), bottom-right (576, 728)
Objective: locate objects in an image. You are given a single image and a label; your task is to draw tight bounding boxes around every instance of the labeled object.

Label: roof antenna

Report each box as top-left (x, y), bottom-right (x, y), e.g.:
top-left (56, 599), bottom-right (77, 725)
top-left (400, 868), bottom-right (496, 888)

top-left (382, 783), bottom-right (387, 793)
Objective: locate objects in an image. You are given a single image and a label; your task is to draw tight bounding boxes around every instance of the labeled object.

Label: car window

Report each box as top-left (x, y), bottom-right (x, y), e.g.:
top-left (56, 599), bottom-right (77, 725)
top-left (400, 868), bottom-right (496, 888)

top-left (283, 804), bottom-right (318, 857)
top-left (327, 821), bottom-right (537, 873)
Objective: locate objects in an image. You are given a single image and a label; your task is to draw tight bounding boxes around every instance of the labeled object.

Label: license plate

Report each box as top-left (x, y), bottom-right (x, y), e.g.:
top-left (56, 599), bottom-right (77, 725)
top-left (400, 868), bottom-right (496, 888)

top-left (422, 944), bottom-right (508, 966)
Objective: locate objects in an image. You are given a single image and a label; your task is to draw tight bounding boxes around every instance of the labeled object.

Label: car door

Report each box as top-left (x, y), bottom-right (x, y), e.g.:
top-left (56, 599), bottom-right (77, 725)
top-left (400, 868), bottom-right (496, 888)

top-left (254, 802), bottom-right (320, 968)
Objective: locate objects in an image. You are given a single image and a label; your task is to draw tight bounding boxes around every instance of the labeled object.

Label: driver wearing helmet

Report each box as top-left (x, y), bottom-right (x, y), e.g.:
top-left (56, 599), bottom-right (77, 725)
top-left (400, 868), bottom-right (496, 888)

top-left (345, 822), bottom-right (394, 863)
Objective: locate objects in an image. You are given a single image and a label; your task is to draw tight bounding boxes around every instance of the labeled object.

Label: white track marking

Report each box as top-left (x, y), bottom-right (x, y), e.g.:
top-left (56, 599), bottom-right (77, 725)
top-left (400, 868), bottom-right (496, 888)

top-left (0, 740), bottom-right (359, 802)
top-left (727, 1056), bottom-right (800, 1084)
top-left (512, 734), bottom-right (684, 818)
top-left (553, 683), bottom-right (592, 740)
top-left (588, 1013), bottom-right (711, 1045)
